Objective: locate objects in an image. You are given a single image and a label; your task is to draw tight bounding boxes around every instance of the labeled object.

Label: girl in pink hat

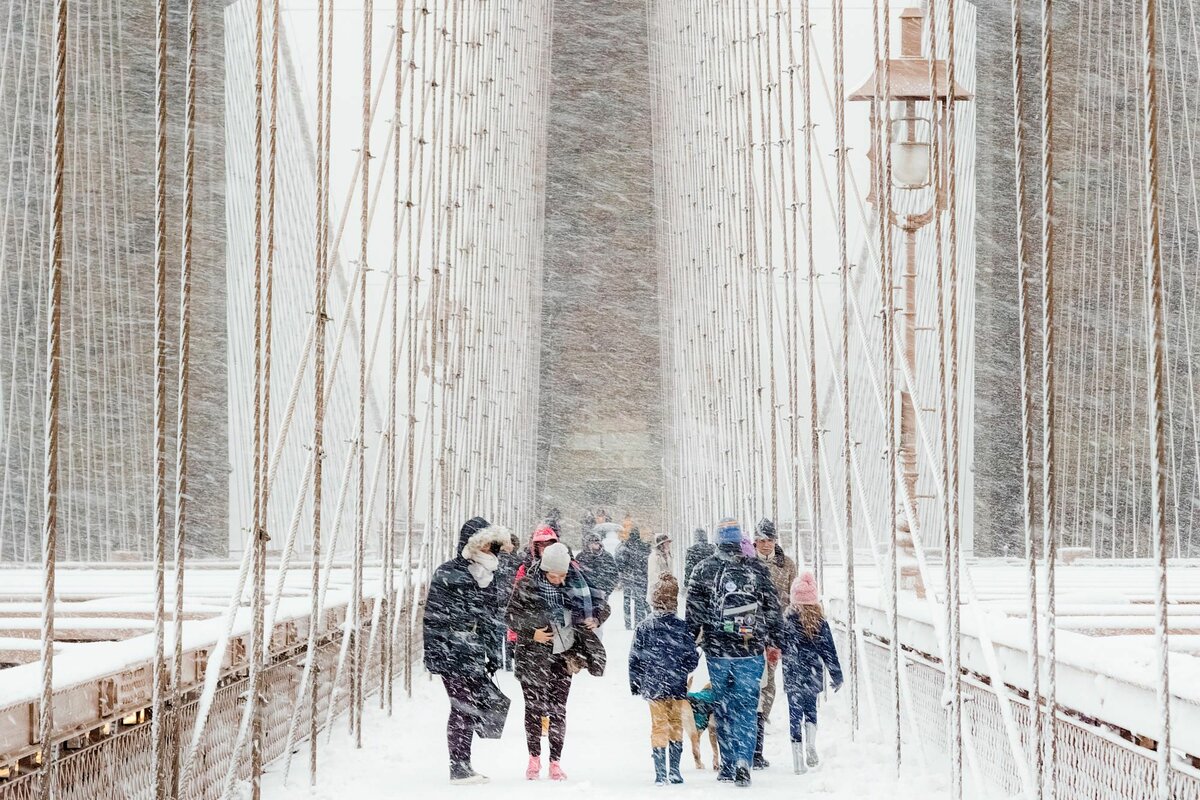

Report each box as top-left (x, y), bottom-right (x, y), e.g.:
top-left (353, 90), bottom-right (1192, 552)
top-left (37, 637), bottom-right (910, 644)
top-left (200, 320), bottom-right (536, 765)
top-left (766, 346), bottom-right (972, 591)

top-left (780, 572), bottom-right (843, 774)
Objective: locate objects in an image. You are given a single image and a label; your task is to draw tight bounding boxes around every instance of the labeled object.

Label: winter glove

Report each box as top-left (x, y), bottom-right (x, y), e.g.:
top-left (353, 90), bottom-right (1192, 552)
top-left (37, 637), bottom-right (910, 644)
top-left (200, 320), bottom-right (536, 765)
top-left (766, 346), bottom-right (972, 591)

top-left (766, 647), bottom-right (781, 667)
top-left (630, 683), bottom-right (641, 697)
top-left (832, 677), bottom-right (844, 692)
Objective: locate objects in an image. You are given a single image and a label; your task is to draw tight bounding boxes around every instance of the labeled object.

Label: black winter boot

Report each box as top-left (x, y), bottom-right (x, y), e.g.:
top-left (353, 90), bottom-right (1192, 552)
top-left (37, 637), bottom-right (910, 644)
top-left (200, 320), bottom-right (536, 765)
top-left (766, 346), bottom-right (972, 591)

top-left (653, 748), bottom-right (668, 786)
top-left (752, 713), bottom-right (769, 769)
top-left (668, 741), bottom-right (684, 784)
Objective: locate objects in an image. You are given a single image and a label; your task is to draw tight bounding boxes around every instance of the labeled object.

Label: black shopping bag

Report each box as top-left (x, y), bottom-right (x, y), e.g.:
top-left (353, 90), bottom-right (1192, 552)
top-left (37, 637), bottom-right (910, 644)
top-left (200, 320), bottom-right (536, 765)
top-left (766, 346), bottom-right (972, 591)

top-left (472, 678), bottom-right (511, 739)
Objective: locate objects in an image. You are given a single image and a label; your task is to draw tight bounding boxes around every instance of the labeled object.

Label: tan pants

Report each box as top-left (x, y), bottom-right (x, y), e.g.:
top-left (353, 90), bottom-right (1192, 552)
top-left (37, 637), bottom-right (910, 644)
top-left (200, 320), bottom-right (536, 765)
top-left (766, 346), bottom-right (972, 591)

top-left (649, 699), bottom-right (684, 748)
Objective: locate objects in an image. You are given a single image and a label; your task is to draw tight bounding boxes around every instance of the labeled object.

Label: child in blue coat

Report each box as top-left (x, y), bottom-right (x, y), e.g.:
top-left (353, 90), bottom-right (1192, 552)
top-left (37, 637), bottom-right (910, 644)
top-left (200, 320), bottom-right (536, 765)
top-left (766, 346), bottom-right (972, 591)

top-left (781, 572), bottom-right (843, 774)
top-left (628, 574), bottom-right (700, 785)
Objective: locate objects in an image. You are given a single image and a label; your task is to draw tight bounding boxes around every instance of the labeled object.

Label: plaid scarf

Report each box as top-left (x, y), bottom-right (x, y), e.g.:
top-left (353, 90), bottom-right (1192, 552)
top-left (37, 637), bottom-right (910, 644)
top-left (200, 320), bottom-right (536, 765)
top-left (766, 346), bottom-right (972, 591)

top-left (535, 569), bottom-right (568, 619)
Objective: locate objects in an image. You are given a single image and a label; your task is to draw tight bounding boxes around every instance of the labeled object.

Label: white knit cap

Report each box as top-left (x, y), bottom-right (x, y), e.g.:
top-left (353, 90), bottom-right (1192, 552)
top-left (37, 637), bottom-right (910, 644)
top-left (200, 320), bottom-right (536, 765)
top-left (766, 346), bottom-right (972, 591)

top-left (539, 542), bottom-right (571, 573)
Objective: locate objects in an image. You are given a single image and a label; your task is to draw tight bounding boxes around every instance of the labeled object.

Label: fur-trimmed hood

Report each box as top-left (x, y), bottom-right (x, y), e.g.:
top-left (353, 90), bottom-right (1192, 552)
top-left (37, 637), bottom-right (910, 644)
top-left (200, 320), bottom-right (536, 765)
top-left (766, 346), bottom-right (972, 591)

top-left (461, 524), bottom-right (514, 562)
top-left (459, 522), bottom-right (513, 588)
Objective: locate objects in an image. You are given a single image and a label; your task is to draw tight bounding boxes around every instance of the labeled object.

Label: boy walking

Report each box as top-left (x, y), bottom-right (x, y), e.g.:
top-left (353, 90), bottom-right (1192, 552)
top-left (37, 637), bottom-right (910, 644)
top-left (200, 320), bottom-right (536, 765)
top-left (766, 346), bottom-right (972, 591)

top-left (628, 574), bottom-right (699, 785)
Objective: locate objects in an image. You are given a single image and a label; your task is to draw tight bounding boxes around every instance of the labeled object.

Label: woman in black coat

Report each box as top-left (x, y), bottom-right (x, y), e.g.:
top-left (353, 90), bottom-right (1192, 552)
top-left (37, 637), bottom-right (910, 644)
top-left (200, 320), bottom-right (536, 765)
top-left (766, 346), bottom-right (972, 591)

top-left (422, 517), bottom-right (514, 784)
top-left (506, 542), bottom-right (594, 781)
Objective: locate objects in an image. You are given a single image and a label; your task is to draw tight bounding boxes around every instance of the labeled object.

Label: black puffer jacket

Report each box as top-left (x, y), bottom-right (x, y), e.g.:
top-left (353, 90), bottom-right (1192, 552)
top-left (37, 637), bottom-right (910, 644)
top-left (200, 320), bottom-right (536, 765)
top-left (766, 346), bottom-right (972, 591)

top-left (506, 572), bottom-right (572, 683)
top-left (422, 517), bottom-right (509, 677)
top-left (685, 542), bottom-right (783, 659)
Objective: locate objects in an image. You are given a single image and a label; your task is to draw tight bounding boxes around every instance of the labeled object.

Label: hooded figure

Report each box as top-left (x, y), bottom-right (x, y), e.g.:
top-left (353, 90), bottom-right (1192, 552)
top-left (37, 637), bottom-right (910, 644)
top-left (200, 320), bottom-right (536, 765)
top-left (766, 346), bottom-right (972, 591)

top-left (422, 517), bottom-right (515, 784)
top-left (616, 527), bottom-right (652, 629)
top-left (684, 528), bottom-right (714, 586)
top-left (576, 530), bottom-right (619, 598)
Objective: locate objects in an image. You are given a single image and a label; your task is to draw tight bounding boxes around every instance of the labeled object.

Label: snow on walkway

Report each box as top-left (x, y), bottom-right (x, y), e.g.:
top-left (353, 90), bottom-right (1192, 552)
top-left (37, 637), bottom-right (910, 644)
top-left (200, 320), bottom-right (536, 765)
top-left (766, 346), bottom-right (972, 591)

top-left (262, 602), bottom-right (952, 799)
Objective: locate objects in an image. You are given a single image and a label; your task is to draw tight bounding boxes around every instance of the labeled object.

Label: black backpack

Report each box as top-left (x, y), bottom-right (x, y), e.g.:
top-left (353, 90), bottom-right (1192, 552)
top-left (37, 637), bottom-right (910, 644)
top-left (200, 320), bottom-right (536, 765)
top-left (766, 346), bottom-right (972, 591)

top-left (712, 560), bottom-right (762, 639)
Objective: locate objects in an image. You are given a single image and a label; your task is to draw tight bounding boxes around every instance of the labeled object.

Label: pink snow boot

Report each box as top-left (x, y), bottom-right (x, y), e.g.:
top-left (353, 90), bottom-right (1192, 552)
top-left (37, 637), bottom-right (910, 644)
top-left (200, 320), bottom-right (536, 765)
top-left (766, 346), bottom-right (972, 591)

top-left (549, 761), bottom-right (568, 781)
top-left (526, 756), bottom-right (542, 780)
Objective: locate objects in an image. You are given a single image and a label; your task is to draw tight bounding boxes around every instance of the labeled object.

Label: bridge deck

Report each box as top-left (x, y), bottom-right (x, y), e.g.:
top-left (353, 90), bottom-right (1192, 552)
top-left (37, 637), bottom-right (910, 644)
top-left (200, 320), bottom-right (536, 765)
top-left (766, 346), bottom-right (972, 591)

top-left (261, 596), bottom-right (954, 799)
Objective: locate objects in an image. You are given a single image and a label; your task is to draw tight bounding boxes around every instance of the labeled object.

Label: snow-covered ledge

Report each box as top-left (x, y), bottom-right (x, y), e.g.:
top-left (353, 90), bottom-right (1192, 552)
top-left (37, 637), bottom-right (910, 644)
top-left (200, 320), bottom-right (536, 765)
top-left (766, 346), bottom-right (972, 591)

top-left (827, 592), bottom-right (1200, 761)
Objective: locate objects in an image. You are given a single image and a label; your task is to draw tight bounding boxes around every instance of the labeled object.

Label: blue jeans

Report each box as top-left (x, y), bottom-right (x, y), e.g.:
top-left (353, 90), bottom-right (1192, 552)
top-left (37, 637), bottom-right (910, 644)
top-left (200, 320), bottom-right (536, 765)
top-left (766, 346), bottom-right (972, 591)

top-left (786, 689), bottom-right (818, 741)
top-left (707, 654), bottom-right (764, 773)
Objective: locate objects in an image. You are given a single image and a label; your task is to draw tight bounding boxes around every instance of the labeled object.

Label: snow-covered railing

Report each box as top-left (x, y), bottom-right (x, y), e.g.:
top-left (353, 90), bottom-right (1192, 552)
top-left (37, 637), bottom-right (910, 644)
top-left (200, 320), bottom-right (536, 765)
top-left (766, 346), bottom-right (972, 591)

top-left (829, 594), bottom-right (1200, 799)
top-left (0, 587), bottom-right (423, 799)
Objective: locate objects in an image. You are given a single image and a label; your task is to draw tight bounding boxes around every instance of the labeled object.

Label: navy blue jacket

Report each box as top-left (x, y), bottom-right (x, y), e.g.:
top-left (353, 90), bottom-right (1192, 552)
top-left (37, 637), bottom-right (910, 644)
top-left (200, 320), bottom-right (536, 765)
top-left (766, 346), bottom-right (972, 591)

top-left (628, 612), bottom-right (700, 700)
top-left (685, 543), bottom-right (783, 658)
top-left (780, 612), bottom-right (843, 696)
top-left (422, 518), bottom-right (502, 678)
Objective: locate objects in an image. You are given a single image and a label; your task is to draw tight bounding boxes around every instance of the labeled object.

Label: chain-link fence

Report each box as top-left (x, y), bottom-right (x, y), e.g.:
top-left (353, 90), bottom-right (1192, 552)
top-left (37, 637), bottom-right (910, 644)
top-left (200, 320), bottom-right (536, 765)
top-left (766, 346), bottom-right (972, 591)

top-left (837, 626), bottom-right (1200, 800)
top-left (0, 598), bottom-right (424, 800)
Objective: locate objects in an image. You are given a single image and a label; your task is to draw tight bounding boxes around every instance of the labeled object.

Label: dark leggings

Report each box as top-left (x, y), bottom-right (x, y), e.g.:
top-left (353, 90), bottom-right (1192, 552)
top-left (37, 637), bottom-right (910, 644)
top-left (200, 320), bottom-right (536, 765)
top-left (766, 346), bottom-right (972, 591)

top-left (442, 675), bottom-right (484, 767)
top-left (521, 674), bottom-right (572, 760)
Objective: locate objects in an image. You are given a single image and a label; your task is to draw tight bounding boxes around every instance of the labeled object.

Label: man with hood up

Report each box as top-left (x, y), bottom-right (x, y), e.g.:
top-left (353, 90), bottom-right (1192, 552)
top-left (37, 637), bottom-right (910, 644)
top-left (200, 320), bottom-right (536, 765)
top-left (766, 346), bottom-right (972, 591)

top-left (684, 528), bottom-right (714, 586)
top-left (616, 527), bottom-right (652, 629)
top-left (423, 517), bottom-right (514, 784)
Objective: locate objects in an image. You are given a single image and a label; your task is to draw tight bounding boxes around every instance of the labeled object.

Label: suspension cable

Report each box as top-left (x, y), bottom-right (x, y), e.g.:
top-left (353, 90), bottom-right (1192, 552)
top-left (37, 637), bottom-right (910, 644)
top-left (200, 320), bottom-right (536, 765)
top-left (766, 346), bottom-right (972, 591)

top-left (39, 0), bottom-right (69, 796)
top-left (1140, 0), bottom-right (1171, 793)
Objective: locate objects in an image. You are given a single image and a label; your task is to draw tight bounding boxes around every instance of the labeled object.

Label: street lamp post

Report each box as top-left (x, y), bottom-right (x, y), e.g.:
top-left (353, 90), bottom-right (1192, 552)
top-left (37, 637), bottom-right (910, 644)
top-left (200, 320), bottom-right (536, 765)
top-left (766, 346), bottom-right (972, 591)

top-left (850, 8), bottom-right (971, 595)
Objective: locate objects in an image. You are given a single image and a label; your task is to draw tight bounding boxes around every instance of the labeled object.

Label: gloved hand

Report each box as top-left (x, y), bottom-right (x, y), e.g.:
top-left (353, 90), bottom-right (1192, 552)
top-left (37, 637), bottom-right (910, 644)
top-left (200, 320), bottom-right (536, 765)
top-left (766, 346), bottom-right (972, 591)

top-left (766, 647), bottom-right (781, 667)
top-left (832, 677), bottom-right (844, 693)
top-left (630, 683), bottom-right (641, 697)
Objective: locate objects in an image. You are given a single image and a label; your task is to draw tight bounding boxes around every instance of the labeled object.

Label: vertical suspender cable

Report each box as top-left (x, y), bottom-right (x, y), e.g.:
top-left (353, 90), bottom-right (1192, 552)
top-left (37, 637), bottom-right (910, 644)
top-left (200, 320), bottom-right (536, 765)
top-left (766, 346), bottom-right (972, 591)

top-left (355, 0), bottom-right (374, 749)
top-left (172, 0), bottom-right (199, 794)
top-left (830, 0), bottom-right (859, 734)
top-left (1009, 0), bottom-right (1043, 792)
top-left (1140, 0), bottom-right (1171, 793)
top-left (309, 0), bottom-right (332, 783)
top-left (797, 0), bottom-right (817, 576)
top-left (1038, 0), bottom-right (1058, 791)
top-left (151, 0), bottom-right (171, 794)
top-left (872, 0), bottom-right (901, 771)
top-left (833, 0), bottom-right (852, 637)
top-left (40, 0), bottom-right (68, 797)
top-left (248, 0), bottom-right (268, 794)
top-left (944, 0), bottom-right (965, 794)
top-left (385, 0), bottom-right (407, 720)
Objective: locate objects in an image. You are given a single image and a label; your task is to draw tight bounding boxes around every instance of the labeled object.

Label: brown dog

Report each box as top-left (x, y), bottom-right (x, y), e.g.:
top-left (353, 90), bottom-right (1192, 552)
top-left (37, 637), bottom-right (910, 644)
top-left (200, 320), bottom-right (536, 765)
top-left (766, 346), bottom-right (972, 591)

top-left (682, 681), bottom-right (720, 770)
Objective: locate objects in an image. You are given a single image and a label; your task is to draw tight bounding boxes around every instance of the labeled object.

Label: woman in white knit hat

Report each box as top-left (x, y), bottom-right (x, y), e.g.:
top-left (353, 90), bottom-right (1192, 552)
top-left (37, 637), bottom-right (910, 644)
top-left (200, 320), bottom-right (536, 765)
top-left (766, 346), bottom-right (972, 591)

top-left (506, 542), bottom-right (596, 781)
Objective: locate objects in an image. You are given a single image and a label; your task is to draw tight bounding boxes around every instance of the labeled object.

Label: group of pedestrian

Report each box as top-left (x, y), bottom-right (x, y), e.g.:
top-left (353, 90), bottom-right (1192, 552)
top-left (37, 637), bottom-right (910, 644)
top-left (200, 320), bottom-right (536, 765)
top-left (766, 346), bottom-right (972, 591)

top-left (629, 516), bottom-right (842, 787)
top-left (422, 512), bottom-right (841, 789)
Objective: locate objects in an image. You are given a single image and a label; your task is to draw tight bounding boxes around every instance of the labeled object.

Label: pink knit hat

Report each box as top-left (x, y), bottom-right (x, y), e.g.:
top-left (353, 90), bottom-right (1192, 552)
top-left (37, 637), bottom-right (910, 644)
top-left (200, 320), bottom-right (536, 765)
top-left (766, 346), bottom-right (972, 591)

top-left (790, 572), bottom-right (819, 606)
top-left (532, 525), bottom-right (558, 544)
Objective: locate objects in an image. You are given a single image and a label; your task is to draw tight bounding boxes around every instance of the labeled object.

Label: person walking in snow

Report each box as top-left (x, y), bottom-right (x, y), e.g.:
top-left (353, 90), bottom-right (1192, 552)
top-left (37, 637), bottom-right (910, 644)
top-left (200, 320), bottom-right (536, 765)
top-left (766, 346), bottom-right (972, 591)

top-left (685, 517), bottom-right (783, 787)
top-left (422, 517), bottom-right (515, 784)
top-left (781, 572), bottom-right (842, 774)
top-left (576, 530), bottom-right (619, 600)
top-left (507, 542), bottom-right (597, 781)
top-left (646, 532), bottom-right (674, 594)
top-left (616, 527), bottom-right (652, 629)
top-left (751, 518), bottom-right (798, 770)
top-left (684, 528), bottom-right (714, 585)
top-left (628, 574), bottom-right (699, 786)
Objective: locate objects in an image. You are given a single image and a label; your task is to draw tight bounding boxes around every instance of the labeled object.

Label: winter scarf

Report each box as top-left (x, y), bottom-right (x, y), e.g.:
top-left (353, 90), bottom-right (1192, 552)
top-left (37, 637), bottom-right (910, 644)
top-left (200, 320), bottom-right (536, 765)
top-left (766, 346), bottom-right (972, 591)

top-left (535, 569), bottom-right (568, 616)
top-left (534, 570), bottom-right (576, 654)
